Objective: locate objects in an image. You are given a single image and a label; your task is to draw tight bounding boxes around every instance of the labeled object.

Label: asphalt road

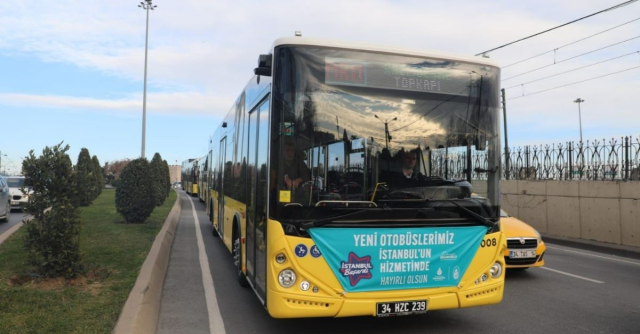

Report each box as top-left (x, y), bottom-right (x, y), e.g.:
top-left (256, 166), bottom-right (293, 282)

top-left (0, 208), bottom-right (29, 236)
top-left (158, 191), bottom-right (640, 334)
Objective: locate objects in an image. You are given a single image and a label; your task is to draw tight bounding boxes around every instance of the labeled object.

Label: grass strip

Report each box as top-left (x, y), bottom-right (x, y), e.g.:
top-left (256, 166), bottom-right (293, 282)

top-left (0, 188), bottom-right (177, 333)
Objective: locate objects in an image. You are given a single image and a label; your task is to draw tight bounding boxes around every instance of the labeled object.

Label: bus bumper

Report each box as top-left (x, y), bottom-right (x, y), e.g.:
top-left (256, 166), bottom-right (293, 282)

top-left (266, 280), bottom-right (503, 318)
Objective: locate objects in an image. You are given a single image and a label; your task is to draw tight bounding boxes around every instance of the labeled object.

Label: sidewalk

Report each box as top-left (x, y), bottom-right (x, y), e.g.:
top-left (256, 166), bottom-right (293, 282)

top-left (542, 233), bottom-right (640, 260)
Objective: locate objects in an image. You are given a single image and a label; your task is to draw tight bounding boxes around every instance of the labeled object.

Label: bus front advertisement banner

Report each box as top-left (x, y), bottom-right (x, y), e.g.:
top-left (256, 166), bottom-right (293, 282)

top-left (308, 226), bottom-right (486, 292)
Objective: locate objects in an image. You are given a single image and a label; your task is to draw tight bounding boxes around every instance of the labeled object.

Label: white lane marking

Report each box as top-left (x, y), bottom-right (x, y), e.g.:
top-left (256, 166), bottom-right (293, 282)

top-left (547, 245), bottom-right (640, 266)
top-left (540, 267), bottom-right (604, 284)
top-left (187, 194), bottom-right (226, 334)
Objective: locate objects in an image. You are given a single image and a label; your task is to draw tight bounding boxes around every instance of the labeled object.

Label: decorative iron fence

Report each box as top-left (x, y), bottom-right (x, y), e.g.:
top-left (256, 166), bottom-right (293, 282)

top-left (428, 136), bottom-right (640, 181)
top-left (503, 136), bottom-right (640, 181)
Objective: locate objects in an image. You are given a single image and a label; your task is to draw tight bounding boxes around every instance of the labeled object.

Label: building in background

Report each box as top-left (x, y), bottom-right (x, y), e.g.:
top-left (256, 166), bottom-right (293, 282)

top-left (169, 165), bottom-right (181, 184)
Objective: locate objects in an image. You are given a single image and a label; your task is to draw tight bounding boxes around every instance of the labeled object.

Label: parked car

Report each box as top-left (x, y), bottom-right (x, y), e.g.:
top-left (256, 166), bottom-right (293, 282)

top-left (501, 209), bottom-right (546, 269)
top-left (5, 176), bottom-right (30, 211)
top-left (0, 176), bottom-right (11, 222)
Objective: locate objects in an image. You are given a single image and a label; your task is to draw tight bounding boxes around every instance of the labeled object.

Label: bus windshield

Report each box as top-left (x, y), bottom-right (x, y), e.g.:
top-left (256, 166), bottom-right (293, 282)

top-left (271, 46), bottom-right (501, 223)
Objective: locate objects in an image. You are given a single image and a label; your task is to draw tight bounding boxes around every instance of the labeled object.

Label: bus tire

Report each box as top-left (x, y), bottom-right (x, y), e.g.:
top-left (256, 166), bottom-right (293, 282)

top-left (233, 223), bottom-right (249, 288)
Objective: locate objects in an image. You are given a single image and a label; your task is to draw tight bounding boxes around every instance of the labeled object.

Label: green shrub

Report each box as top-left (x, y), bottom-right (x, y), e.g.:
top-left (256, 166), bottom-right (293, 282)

top-left (92, 155), bottom-right (104, 199)
top-left (74, 148), bottom-right (95, 206)
top-left (115, 158), bottom-right (155, 223)
top-left (149, 153), bottom-right (167, 207)
top-left (163, 159), bottom-right (171, 197)
top-left (22, 143), bottom-right (83, 278)
top-left (111, 178), bottom-right (121, 188)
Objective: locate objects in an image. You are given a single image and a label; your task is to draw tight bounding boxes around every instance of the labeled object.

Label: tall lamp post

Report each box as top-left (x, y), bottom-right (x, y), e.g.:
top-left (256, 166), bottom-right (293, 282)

top-left (374, 115), bottom-right (398, 150)
top-left (138, 0), bottom-right (157, 159)
top-left (573, 98), bottom-right (585, 143)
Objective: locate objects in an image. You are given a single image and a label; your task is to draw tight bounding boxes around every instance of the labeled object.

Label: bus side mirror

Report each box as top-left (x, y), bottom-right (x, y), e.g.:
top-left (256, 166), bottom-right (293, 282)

top-left (254, 54), bottom-right (272, 77)
top-left (254, 67), bottom-right (271, 76)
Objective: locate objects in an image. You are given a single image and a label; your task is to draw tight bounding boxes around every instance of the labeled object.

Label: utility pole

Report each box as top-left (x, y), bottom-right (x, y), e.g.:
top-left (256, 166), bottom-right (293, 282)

top-left (138, 0), bottom-right (157, 159)
top-left (573, 98), bottom-right (585, 143)
top-left (374, 115), bottom-right (398, 150)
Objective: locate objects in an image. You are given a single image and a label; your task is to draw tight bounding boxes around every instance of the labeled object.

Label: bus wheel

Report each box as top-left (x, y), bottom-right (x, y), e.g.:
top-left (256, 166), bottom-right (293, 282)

top-left (233, 230), bottom-right (249, 288)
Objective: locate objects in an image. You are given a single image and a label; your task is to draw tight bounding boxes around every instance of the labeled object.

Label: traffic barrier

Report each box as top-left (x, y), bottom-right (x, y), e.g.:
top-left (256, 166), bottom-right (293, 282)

top-left (114, 190), bottom-right (182, 334)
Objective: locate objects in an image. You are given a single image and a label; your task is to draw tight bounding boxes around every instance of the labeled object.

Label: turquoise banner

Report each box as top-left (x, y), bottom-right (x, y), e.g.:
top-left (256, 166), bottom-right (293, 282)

top-left (308, 226), bottom-right (487, 292)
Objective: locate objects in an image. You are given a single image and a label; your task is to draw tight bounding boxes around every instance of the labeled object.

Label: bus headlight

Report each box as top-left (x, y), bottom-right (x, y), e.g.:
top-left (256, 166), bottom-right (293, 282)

top-left (490, 262), bottom-right (503, 278)
top-left (276, 253), bottom-right (286, 264)
top-left (278, 269), bottom-right (297, 288)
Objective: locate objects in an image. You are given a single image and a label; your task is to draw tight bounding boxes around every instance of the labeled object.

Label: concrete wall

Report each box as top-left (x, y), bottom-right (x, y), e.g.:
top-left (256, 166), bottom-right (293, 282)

top-left (501, 180), bottom-right (640, 248)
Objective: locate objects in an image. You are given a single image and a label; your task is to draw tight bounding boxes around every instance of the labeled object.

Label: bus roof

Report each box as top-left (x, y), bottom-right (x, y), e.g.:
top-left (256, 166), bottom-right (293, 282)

top-left (272, 37), bottom-right (500, 68)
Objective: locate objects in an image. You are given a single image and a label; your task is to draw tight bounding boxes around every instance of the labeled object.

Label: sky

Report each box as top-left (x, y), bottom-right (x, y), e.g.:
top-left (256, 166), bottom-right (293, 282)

top-left (0, 0), bottom-right (638, 175)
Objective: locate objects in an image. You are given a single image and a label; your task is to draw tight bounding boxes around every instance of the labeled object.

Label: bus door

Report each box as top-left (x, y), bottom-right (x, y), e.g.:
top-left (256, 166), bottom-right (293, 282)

top-left (217, 137), bottom-right (227, 238)
top-left (246, 97), bottom-right (269, 300)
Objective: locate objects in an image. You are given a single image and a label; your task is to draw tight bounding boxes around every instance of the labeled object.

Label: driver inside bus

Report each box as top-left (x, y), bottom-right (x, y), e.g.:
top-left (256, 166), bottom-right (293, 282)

top-left (401, 150), bottom-right (418, 179)
top-left (282, 138), bottom-right (310, 190)
top-left (389, 149), bottom-right (422, 188)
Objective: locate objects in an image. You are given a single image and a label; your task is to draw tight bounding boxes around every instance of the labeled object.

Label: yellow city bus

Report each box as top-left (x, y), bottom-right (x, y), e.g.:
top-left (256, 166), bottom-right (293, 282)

top-left (197, 155), bottom-right (208, 203)
top-left (181, 158), bottom-right (198, 196)
top-left (205, 36), bottom-right (505, 318)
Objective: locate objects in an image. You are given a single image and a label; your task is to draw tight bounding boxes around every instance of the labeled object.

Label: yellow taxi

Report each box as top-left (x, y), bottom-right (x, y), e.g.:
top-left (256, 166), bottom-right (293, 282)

top-left (500, 210), bottom-right (546, 269)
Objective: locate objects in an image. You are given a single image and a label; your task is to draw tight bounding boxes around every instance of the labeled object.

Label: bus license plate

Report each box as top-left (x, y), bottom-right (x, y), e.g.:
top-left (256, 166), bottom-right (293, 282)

top-left (376, 300), bottom-right (427, 317)
top-left (510, 250), bottom-right (537, 258)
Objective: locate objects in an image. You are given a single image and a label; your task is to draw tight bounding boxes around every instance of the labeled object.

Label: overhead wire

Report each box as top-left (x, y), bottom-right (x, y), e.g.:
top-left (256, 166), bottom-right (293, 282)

top-left (503, 16), bottom-right (640, 68)
top-left (507, 65), bottom-right (640, 100)
top-left (502, 35), bottom-right (640, 81)
top-left (504, 50), bottom-right (640, 89)
top-left (475, 0), bottom-right (639, 56)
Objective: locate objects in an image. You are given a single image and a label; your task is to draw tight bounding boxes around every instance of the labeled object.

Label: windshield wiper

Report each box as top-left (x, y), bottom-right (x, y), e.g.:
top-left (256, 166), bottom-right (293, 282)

top-left (444, 199), bottom-right (496, 228)
top-left (301, 209), bottom-right (369, 230)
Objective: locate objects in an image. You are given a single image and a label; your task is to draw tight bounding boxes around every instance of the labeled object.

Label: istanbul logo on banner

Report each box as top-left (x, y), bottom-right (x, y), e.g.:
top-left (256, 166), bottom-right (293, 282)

top-left (340, 252), bottom-right (374, 286)
top-left (308, 226), bottom-right (487, 292)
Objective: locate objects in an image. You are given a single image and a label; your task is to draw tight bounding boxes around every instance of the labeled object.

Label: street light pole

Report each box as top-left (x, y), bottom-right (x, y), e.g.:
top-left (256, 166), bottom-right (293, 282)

top-left (138, 0), bottom-right (157, 159)
top-left (573, 98), bottom-right (585, 143)
top-left (374, 115), bottom-right (398, 150)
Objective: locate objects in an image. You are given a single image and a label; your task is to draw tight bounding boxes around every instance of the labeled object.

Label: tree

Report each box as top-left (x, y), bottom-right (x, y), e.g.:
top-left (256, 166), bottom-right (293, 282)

top-left (22, 143), bottom-right (83, 278)
top-left (74, 148), bottom-right (95, 206)
top-left (162, 159), bottom-right (171, 197)
top-left (149, 153), bottom-right (167, 206)
top-left (104, 159), bottom-right (131, 182)
top-left (115, 158), bottom-right (155, 223)
top-left (92, 155), bottom-right (104, 199)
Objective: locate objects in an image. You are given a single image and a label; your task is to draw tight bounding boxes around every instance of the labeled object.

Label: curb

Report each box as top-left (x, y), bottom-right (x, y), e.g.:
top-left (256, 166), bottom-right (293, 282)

top-left (0, 210), bottom-right (44, 246)
top-left (0, 221), bottom-right (24, 245)
top-left (542, 233), bottom-right (640, 260)
top-left (113, 190), bottom-right (182, 334)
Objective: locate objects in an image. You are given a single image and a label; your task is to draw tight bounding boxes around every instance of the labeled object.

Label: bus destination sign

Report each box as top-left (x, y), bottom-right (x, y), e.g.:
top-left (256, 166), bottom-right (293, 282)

top-left (325, 58), bottom-right (366, 86)
top-left (325, 57), bottom-right (470, 96)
